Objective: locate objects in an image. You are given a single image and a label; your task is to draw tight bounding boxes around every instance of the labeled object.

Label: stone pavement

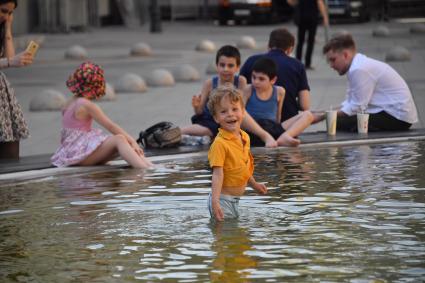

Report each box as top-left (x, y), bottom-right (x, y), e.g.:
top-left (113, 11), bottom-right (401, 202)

top-left (5, 20), bottom-right (425, 157)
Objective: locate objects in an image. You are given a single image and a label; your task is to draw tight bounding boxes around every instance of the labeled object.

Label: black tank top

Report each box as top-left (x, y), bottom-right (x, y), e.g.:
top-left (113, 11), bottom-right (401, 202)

top-left (298, 0), bottom-right (319, 22)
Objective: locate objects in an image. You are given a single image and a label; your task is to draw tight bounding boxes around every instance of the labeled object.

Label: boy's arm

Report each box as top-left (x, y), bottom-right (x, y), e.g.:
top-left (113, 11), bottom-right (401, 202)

top-left (276, 87), bottom-right (285, 123)
top-left (237, 75), bottom-right (248, 91)
top-left (317, 0), bottom-right (329, 26)
top-left (195, 79), bottom-right (212, 115)
top-left (248, 176), bottom-right (267, 195)
top-left (241, 84), bottom-right (252, 105)
top-left (299, 90), bottom-right (311, 111)
top-left (211, 167), bottom-right (225, 221)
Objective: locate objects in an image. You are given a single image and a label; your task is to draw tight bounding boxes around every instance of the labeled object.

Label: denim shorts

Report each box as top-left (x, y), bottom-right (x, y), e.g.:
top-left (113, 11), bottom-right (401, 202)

top-left (208, 192), bottom-right (240, 220)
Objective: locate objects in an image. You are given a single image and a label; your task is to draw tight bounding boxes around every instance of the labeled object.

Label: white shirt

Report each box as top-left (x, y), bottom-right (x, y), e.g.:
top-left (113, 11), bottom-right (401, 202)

top-left (341, 53), bottom-right (418, 124)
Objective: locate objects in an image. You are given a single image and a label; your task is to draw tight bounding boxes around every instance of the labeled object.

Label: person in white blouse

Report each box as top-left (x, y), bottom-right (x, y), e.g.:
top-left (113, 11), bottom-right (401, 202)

top-left (321, 33), bottom-right (418, 132)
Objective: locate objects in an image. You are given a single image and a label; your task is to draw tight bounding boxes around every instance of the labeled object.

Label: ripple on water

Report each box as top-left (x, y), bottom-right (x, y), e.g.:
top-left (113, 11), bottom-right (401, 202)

top-left (0, 209), bottom-right (23, 215)
top-left (1, 141), bottom-right (424, 283)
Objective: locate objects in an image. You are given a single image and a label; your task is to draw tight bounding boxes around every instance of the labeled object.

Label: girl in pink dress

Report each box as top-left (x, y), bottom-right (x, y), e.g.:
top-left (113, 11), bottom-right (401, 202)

top-left (51, 62), bottom-right (153, 169)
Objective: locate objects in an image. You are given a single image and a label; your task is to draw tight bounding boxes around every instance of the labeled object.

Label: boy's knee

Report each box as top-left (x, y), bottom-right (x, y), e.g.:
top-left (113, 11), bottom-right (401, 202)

top-left (302, 110), bottom-right (314, 122)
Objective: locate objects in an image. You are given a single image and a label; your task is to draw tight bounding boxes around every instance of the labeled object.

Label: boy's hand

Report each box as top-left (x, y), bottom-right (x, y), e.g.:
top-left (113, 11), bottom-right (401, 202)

top-left (191, 94), bottom-right (201, 108)
top-left (212, 201), bottom-right (224, 221)
top-left (253, 182), bottom-right (268, 195)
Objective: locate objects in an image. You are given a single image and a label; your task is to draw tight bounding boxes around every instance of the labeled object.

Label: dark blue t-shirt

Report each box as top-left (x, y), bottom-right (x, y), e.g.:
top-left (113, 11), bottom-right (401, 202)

top-left (240, 49), bottom-right (310, 122)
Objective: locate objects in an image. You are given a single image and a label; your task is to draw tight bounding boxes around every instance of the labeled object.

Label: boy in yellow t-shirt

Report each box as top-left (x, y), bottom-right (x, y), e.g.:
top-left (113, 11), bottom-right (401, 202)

top-left (207, 85), bottom-right (267, 222)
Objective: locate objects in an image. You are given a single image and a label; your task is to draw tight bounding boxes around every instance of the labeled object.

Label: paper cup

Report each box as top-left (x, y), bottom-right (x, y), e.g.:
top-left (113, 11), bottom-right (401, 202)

top-left (357, 113), bottom-right (369, 134)
top-left (326, 110), bottom-right (337, 135)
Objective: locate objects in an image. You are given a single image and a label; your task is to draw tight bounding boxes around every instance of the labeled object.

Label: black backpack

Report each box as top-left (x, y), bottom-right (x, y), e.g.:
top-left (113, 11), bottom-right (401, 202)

top-left (137, 121), bottom-right (182, 148)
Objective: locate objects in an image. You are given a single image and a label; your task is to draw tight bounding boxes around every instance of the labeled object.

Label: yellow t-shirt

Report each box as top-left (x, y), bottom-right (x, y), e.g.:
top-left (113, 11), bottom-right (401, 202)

top-left (208, 128), bottom-right (254, 187)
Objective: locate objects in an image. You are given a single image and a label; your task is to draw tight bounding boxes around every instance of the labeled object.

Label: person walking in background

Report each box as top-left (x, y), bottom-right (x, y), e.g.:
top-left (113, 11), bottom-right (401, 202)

top-left (321, 33), bottom-right (418, 131)
top-left (240, 28), bottom-right (311, 123)
top-left (51, 62), bottom-right (153, 169)
top-left (287, 0), bottom-right (329, 70)
top-left (0, 0), bottom-right (34, 159)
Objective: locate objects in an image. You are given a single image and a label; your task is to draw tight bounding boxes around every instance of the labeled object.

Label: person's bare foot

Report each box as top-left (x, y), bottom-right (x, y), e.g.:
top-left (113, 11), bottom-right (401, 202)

top-left (264, 136), bottom-right (278, 148)
top-left (277, 135), bottom-right (301, 147)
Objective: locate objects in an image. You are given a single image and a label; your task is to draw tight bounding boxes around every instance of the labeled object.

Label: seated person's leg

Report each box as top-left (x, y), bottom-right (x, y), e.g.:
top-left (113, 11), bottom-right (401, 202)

top-left (369, 111), bottom-right (412, 131)
top-left (277, 111), bottom-right (314, 146)
top-left (242, 113), bottom-right (277, 148)
top-left (181, 124), bottom-right (213, 136)
top-left (181, 114), bottom-right (217, 137)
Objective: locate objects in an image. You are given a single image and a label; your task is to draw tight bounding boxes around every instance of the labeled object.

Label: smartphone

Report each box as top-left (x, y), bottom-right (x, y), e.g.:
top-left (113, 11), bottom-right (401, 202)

top-left (26, 40), bottom-right (39, 57)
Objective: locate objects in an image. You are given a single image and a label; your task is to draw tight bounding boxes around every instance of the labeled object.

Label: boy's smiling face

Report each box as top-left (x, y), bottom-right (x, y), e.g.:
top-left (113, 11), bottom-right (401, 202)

top-left (216, 56), bottom-right (239, 83)
top-left (251, 71), bottom-right (277, 92)
top-left (213, 94), bottom-right (245, 135)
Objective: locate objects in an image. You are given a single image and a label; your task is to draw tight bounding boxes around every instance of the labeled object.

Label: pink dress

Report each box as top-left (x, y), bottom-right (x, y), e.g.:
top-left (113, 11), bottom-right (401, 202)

top-left (51, 98), bottom-right (110, 167)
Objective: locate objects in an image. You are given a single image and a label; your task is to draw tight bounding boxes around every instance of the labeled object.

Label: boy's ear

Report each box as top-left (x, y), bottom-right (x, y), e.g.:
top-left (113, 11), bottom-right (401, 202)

top-left (286, 46), bottom-right (294, 56)
top-left (271, 76), bottom-right (277, 85)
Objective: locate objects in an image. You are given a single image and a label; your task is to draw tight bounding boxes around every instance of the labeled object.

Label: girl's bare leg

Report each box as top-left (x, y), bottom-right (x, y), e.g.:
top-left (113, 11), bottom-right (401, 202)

top-left (78, 135), bottom-right (151, 168)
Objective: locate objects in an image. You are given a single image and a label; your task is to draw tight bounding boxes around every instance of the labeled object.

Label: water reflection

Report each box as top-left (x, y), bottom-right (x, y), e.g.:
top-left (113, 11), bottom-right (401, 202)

top-left (209, 221), bottom-right (257, 282)
top-left (0, 141), bottom-right (424, 282)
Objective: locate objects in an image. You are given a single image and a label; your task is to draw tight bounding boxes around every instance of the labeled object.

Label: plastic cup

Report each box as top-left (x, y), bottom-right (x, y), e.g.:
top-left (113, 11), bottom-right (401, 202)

top-left (326, 110), bottom-right (337, 135)
top-left (357, 113), bottom-right (369, 134)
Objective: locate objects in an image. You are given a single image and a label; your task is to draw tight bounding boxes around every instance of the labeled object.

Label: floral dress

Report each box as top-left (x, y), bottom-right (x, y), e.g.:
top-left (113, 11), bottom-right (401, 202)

top-left (51, 98), bottom-right (110, 167)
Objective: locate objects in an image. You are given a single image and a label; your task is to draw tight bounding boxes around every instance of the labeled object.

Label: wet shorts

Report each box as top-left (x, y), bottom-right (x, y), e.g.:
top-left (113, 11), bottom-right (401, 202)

top-left (208, 193), bottom-right (240, 220)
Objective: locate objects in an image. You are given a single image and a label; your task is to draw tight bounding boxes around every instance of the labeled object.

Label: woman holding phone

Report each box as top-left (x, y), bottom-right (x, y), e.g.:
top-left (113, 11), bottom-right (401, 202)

top-left (0, 0), bottom-right (34, 159)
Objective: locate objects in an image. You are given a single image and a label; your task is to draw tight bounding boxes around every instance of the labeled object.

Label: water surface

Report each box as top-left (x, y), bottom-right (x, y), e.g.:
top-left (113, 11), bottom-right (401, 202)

top-left (1, 141), bottom-right (424, 282)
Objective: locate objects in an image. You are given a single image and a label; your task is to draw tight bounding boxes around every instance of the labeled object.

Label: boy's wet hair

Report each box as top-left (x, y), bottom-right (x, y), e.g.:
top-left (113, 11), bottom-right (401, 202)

top-left (215, 45), bottom-right (241, 66)
top-left (207, 85), bottom-right (244, 116)
top-left (323, 33), bottom-right (356, 54)
top-left (268, 28), bottom-right (295, 51)
top-left (252, 57), bottom-right (277, 80)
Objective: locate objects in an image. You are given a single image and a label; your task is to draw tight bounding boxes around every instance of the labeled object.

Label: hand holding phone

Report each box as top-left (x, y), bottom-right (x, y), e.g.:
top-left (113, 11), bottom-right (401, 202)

top-left (26, 40), bottom-right (39, 57)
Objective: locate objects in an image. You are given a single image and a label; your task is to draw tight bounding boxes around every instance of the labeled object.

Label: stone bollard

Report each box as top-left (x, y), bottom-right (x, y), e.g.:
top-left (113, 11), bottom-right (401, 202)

top-left (205, 61), bottom-right (217, 75)
top-left (146, 69), bottom-right (175, 87)
top-left (101, 83), bottom-right (117, 101)
top-left (115, 73), bottom-right (148, 93)
top-left (410, 24), bottom-right (425, 34)
top-left (29, 89), bottom-right (66, 111)
top-left (196, 40), bottom-right (216, 52)
top-left (173, 64), bottom-right (200, 82)
top-left (385, 46), bottom-right (411, 62)
top-left (130, 43), bottom-right (153, 56)
top-left (372, 26), bottom-right (390, 37)
top-left (236, 36), bottom-right (256, 49)
top-left (65, 45), bottom-right (88, 60)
